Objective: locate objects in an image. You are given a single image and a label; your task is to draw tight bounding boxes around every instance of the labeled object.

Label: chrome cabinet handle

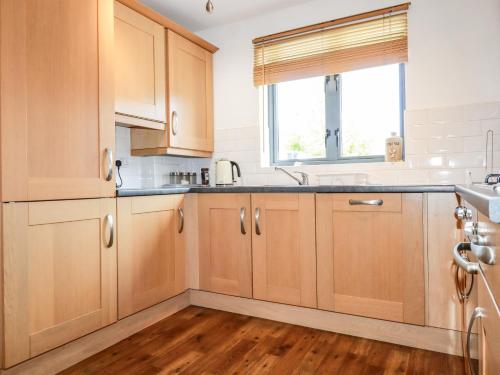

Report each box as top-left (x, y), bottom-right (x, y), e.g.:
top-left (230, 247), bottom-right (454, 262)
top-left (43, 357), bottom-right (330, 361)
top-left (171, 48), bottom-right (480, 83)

top-left (105, 148), bottom-right (113, 181)
top-left (467, 307), bottom-right (485, 375)
top-left (349, 199), bottom-right (383, 206)
top-left (172, 111), bottom-right (179, 136)
top-left (240, 207), bottom-right (246, 235)
top-left (104, 214), bottom-right (114, 248)
top-left (178, 208), bottom-right (184, 233)
top-left (470, 242), bottom-right (496, 265)
top-left (255, 208), bottom-right (261, 235)
top-left (452, 242), bottom-right (480, 274)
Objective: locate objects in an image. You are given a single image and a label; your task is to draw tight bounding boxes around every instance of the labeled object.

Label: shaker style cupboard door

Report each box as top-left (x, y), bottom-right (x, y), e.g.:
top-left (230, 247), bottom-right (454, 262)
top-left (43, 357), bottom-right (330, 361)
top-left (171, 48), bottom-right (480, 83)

top-left (0, 0), bottom-right (115, 202)
top-left (198, 194), bottom-right (252, 298)
top-left (2, 199), bottom-right (117, 367)
top-left (427, 193), bottom-right (477, 332)
top-left (317, 193), bottom-right (425, 324)
top-left (477, 273), bottom-right (500, 375)
top-left (114, 1), bottom-right (166, 129)
top-left (251, 194), bottom-right (316, 308)
top-left (118, 195), bottom-right (186, 319)
top-left (167, 30), bottom-right (214, 152)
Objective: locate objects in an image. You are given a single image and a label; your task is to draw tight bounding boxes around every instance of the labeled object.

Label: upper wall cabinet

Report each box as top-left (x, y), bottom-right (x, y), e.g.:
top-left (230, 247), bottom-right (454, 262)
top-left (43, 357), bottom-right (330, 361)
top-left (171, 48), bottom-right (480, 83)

top-left (114, 1), bottom-right (166, 129)
top-left (0, 0), bottom-right (115, 202)
top-left (131, 30), bottom-right (214, 157)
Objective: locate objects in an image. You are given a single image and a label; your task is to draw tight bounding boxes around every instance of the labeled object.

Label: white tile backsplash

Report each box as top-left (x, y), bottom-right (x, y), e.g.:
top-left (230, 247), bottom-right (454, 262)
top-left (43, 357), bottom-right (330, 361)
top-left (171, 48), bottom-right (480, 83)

top-left (117, 101), bottom-right (500, 187)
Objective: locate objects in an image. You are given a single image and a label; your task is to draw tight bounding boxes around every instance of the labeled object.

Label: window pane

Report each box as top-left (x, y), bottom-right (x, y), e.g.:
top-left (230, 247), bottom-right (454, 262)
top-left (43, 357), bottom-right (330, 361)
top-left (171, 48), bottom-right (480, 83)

top-left (340, 64), bottom-right (401, 157)
top-left (275, 77), bottom-right (326, 160)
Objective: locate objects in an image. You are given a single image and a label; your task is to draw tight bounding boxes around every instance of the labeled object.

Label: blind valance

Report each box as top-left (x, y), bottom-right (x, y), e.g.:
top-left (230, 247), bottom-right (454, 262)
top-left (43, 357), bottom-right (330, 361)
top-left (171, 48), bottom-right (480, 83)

top-left (253, 3), bottom-right (409, 86)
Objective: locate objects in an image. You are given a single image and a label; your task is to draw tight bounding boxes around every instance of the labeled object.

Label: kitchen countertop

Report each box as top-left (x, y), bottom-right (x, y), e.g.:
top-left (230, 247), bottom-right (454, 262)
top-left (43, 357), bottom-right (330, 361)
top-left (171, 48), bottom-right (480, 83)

top-left (117, 184), bottom-right (455, 197)
top-left (456, 184), bottom-right (500, 223)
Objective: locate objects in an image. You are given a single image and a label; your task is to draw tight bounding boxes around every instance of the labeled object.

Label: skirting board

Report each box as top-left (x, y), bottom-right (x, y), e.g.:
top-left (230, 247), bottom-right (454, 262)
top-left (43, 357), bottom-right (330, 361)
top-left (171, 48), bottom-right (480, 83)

top-left (2, 292), bottom-right (190, 375)
top-left (189, 289), bottom-right (477, 359)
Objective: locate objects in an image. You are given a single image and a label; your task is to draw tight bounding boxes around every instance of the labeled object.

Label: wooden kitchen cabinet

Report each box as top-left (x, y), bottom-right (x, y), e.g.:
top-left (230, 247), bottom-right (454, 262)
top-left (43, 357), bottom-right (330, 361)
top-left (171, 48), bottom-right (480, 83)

top-left (2, 199), bottom-right (117, 367)
top-left (477, 272), bottom-right (500, 375)
top-left (114, 1), bottom-right (166, 129)
top-left (316, 193), bottom-right (425, 324)
top-left (0, 0), bottom-right (115, 202)
top-left (427, 193), bottom-right (477, 332)
top-left (198, 194), bottom-right (252, 298)
top-left (117, 195), bottom-right (186, 319)
top-left (251, 194), bottom-right (317, 308)
top-left (131, 30), bottom-right (214, 157)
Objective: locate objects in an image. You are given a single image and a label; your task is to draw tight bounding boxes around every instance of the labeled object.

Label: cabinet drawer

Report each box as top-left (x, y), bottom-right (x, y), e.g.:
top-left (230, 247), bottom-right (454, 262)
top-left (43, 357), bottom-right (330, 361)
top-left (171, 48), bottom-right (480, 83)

top-left (330, 193), bottom-right (402, 212)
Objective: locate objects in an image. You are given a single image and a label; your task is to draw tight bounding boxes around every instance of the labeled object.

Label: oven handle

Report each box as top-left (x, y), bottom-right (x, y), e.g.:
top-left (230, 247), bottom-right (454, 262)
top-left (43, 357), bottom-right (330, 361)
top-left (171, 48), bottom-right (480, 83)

top-left (452, 242), bottom-right (480, 274)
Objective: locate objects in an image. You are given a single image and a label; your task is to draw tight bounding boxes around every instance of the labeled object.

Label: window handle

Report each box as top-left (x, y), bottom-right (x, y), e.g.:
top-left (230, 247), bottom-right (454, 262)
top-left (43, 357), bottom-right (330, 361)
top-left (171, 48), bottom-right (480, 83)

top-left (334, 129), bottom-right (340, 148)
top-left (325, 129), bottom-right (331, 147)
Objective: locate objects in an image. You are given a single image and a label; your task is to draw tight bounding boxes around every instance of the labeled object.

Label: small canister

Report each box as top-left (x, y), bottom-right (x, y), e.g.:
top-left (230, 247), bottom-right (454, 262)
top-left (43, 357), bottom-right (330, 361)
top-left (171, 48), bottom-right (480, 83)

top-left (201, 168), bottom-right (209, 186)
top-left (180, 172), bottom-right (190, 185)
top-left (189, 172), bottom-right (197, 185)
top-left (169, 172), bottom-right (180, 185)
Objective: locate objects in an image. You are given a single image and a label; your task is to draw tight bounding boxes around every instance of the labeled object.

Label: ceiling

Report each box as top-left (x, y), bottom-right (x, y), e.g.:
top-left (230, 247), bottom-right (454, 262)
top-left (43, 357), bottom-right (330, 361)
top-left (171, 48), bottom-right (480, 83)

top-left (140, 0), bottom-right (317, 32)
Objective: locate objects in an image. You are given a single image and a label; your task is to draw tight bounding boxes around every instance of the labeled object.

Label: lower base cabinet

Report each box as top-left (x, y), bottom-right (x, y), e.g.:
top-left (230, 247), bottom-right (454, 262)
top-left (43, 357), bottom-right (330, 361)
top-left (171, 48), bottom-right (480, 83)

top-left (316, 193), bottom-right (425, 324)
top-left (251, 193), bottom-right (317, 308)
top-left (198, 194), bottom-right (253, 298)
top-left (117, 195), bottom-right (186, 319)
top-left (2, 199), bottom-right (117, 367)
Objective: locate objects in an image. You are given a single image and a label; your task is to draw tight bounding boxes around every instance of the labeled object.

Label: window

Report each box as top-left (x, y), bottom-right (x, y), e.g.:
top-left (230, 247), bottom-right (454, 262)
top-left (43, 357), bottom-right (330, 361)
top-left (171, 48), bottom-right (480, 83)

top-left (269, 63), bottom-right (405, 165)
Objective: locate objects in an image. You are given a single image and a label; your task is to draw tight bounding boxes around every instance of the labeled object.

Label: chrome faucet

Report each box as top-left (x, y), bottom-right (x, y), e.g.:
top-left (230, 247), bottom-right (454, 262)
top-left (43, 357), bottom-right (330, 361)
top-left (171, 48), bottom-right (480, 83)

top-left (275, 167), bottom-right (310, 185)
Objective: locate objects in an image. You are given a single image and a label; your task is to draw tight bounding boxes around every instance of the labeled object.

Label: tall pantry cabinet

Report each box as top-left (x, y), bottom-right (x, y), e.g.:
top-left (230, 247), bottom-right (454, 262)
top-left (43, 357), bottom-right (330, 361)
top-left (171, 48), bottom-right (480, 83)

top-left (0, 0), bottom-right (117, 367)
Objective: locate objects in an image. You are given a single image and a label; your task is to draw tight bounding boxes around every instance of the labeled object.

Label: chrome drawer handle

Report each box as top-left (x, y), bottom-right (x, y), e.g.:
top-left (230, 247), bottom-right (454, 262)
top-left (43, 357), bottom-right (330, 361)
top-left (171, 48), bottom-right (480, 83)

top-left (240, 207), bottom-right (246, 235)
top-left (104, 214), bottom-right (114, 248)
top-left (349, 199), bottom-right (383, 206)
top-left (452, 242), bottom-right (479, 274)
top-left (178, 208), bottom-right (184, 233)
top-left (255, 208), bottom-right (261, 235)
top-left (467, 307), bottom-right (485, 375)
top-left (104, 148), bottom-right (113, 182)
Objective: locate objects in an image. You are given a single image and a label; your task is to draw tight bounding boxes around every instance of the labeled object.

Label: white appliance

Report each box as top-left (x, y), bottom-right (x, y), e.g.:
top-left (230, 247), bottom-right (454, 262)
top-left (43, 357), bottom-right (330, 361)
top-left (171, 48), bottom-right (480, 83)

top-left (215, 159), bottom-right (241, 185)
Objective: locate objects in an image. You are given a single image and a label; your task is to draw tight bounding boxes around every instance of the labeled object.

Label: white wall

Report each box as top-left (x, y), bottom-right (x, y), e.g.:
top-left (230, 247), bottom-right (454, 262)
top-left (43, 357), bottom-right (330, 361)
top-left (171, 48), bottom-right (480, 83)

top-left (200, 0), bottom-right (500, 113)
top-left (192, 0), bottom-right (500, 185)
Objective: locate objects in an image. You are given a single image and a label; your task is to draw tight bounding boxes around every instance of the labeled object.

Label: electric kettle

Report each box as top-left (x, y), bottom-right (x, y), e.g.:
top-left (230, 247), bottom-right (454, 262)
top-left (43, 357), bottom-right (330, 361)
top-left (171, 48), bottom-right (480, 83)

top-left (215, 159), bottom-right (241, 185)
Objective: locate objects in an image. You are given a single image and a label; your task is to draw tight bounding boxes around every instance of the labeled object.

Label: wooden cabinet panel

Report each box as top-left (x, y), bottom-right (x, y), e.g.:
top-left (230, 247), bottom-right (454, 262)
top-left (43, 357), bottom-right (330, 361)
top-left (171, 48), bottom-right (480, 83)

top-left (198, 194), bottom-right (252, 298)
top-left (117, 195), bottom-right (185, 319)
top-left (251, 194), bottom-right (316, 308)
top-left (478, 272), bottom-right (500, 375)
top-left (317, 193), bottom-right (424, 324)
top-left (130, 30), bottom-right (214, 156)
top-left (427, 193), bottom-right (477, 332)
top-left (0, 0), bottom-right (115, 202)
top-left (2, 199), bottom-right (117, 367)
top-left (114, 1), bottom-right (166, 127)
top-left (167, 30), bottom-right (213, 152)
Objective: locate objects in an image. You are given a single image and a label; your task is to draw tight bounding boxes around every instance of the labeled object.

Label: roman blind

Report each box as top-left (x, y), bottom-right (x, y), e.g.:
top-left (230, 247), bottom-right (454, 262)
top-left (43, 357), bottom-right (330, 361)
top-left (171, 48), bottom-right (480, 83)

top-left (253, 3), bottom-right (410, 86)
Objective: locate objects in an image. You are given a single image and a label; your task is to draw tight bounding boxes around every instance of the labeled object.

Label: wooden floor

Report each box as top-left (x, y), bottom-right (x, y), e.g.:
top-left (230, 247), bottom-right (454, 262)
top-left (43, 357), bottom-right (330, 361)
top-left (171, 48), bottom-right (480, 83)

top-left (61, 306), bottom-right (468, 375)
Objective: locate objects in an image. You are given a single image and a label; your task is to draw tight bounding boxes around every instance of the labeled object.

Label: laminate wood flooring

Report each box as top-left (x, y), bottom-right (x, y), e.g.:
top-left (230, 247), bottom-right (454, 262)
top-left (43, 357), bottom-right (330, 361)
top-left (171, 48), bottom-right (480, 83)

top-left (61, 306), bottom-right (468, 375)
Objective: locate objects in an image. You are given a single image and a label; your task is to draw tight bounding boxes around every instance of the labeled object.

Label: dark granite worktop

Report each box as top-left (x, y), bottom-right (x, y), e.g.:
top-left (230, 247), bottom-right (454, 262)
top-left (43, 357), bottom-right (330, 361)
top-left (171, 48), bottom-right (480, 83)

top-left (117, 184), bottom-right (455, 197)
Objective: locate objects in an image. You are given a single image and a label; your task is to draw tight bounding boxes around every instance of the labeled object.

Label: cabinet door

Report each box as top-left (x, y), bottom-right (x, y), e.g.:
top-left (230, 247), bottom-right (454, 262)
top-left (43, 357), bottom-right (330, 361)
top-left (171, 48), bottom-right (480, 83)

top-left (0, 0), bottom-right (115, 202)
top-left (251, 194), bottom-right (316, 308)
top-left (3, 199), bottom-right (117, 367)
top-left (167, 30), bottom-right (214, 152)
top-left (198, 194), bottom-right (252, 298)
top-left (478, 273), bottom-right (500, 375)
top-left (317, 193), bottom-right (424, 324)
top-left (117, 195), bottom-right (185, 319)
top-left (114, 1), bottom-right (166, 128)
top-left (427, 193), bottom-right (477, 331)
